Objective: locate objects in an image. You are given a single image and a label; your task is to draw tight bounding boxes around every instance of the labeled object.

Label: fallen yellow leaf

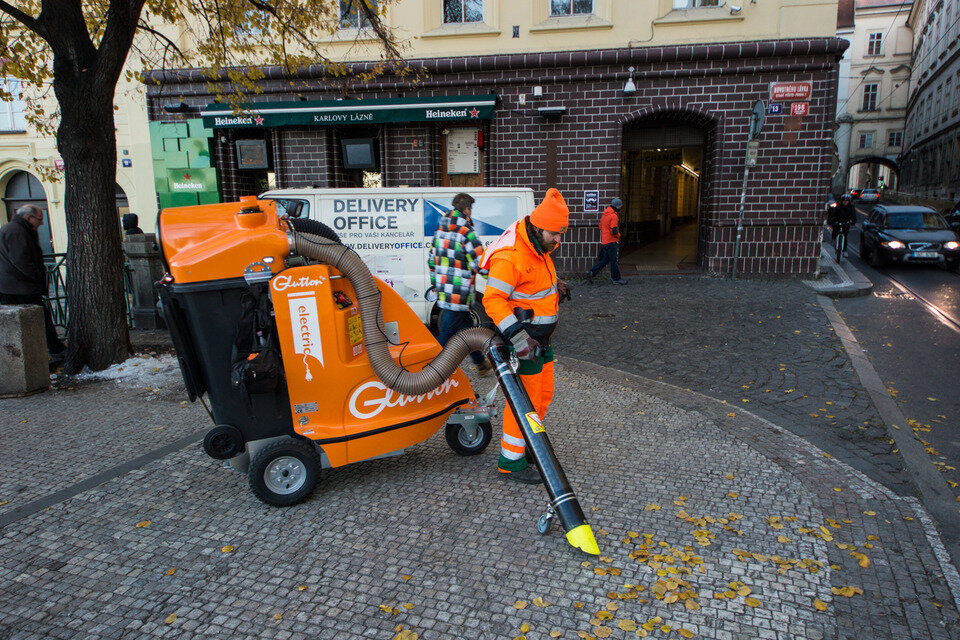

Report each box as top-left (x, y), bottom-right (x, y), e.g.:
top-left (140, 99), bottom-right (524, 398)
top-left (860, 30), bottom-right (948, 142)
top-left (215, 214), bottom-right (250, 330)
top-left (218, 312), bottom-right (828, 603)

top-left (297, 585), bottom-right (308, 591)
top-left (744, 597), bottom-right (761, 607)
top-left (136, 521), bottom-right (151, 528)
top-left (777, 535), bottom-right (791, 543)
top-left (595, 627), bottom-right (612, 638)
top-left (220, 545), bottom-right (234, 553)
top-left (520, 622), bottom-right (529, 633)
top-left (164, 614), bottom-right (177, 624)
top-left (403, 603), bottom-right (414, 610)
top-left (401, 575), bottom-right (412, 581)
top-left (550, 631), bottom-right (563, 638)
top-left (814, 599), bottom-right (827, 611)
top-left (514, 600), bottom-right (528, 609)
top-left (618, 620), bottom-right (637, 631)
top-left (679, 629), bottom-right (694, 639)
top-left (273, 613), bottom-right (282, 621)
top-left (573, 602), bottom-right (584, 609)
top-left (728, 492), bottom-right (739, 498)
top-left (165, 568), bottom-right (176, 576)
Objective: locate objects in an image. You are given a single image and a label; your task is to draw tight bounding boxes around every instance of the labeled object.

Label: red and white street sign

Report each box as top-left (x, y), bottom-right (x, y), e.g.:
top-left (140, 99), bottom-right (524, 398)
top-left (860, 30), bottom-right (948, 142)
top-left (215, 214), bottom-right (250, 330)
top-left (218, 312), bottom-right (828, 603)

top-left (770, 81), bottom-right (812, 102)
top-left (790, 102), bottom-right (809, 117)
top-left (53, 158), bottom-right (64, 170)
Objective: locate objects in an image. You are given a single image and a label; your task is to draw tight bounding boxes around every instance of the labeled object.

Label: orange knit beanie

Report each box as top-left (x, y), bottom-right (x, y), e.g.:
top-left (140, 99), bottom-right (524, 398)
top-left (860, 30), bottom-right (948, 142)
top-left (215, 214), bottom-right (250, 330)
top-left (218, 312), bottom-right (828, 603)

top-left (529, 188), bottom-right (569, 233)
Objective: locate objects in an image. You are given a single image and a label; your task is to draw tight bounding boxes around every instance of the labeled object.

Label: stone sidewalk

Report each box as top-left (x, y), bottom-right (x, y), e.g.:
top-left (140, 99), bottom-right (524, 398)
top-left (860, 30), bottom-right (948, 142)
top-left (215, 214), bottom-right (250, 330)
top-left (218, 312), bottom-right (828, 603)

top-left (1, 357), bottom-right (958, 639)
top-left (554, 276), bottom-right (908, 496)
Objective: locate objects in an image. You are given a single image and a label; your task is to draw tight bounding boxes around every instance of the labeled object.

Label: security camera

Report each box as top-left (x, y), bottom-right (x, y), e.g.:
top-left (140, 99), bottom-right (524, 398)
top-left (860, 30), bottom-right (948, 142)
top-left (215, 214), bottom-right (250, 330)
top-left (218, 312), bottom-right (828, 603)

top-left (729, 5), bottom-right (742, 13)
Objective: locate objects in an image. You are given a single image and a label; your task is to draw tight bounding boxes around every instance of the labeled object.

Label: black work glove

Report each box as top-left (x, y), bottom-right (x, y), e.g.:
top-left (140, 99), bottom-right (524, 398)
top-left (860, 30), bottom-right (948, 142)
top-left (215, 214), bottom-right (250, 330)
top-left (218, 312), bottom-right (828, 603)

top-left (509, 329), bottom-right (540, 360)
top-left (557, 280), bottom-right (571, 303)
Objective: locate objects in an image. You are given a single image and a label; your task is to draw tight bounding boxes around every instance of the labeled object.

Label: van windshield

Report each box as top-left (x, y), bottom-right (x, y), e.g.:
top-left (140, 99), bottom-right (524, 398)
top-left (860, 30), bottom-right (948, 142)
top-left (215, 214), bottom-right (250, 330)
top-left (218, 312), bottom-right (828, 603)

top-left (886, 211), bottom-right (948, 229)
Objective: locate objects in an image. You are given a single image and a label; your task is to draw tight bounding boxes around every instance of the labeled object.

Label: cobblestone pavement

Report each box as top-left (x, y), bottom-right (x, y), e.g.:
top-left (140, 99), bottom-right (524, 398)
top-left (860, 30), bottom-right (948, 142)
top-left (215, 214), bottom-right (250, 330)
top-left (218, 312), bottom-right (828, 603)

top-left (1, 359), bottom-right (958, 639)
top-left (0, 359), bottom-right (204, 517)
top-left (553, 276), bottom-right (911, 495)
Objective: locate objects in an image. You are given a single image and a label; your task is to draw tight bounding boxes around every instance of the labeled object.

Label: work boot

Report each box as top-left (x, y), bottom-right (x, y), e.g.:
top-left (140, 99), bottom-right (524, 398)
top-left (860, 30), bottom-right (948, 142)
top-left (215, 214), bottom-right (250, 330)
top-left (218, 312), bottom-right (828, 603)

top-left (586, 271), bottom-right (593, 284)
top-left (499, 466), bottom-right (543, 484)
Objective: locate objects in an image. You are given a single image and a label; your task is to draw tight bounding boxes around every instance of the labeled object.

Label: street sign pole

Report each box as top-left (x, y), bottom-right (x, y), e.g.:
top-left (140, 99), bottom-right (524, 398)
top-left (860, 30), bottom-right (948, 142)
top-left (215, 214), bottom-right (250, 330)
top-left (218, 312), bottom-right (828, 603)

top-left (732, 100), bottom-right (765, 280)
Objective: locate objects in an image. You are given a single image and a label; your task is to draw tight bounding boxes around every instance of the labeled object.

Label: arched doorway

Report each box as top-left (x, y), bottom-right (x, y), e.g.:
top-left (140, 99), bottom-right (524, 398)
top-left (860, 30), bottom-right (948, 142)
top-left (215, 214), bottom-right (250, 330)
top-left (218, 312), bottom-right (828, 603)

top-left (3, 171), bottom-right (53, 254)
top-left (847, 155), bottom-right (900, 192)
top-left (620, 111), bottom-right (712, 272)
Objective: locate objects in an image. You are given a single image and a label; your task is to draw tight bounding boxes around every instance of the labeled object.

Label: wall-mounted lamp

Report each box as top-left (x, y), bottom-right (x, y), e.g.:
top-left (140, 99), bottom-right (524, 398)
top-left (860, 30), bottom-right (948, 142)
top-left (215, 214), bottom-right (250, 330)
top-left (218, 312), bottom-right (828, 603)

top-left (537, 106), bottom-right (566, 119)
top-left (162, 101), bottom-right (192, 114)
top-left (729, 4), bottom-right (742, 14)
top-left (623, 67), bottom-right (636, 95)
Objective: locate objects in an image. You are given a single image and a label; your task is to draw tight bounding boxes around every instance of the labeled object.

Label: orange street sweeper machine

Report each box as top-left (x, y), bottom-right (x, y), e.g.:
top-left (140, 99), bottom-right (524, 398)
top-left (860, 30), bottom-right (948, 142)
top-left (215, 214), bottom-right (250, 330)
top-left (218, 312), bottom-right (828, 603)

top-left (156, 196), bottom-right (598, 554)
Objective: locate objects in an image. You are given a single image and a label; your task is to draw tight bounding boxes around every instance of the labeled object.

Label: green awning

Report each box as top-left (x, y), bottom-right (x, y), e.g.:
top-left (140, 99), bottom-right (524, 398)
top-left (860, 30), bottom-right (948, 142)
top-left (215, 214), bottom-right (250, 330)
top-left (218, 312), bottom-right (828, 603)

top-left (200, 94), bottom-right (496, 129)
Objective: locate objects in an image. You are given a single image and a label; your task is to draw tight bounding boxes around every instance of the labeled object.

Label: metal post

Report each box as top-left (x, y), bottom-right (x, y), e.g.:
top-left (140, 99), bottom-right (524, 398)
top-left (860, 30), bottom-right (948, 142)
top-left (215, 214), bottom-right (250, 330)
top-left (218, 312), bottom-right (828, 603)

top-left (731, 162), bottom-right (750, 280)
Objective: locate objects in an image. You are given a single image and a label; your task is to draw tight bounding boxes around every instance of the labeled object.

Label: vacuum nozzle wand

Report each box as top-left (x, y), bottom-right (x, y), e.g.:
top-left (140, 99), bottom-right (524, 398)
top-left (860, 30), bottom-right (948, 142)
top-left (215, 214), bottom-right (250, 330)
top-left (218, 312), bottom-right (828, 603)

top-left (487, 343), bottom-right (600, 555)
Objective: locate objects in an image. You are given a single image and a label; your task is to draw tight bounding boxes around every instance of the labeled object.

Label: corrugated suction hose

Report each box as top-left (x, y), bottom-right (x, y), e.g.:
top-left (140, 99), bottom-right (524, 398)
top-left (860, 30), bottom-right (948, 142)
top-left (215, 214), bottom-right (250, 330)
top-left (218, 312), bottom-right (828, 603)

top-left (292, 232), bottom-right (497, 396)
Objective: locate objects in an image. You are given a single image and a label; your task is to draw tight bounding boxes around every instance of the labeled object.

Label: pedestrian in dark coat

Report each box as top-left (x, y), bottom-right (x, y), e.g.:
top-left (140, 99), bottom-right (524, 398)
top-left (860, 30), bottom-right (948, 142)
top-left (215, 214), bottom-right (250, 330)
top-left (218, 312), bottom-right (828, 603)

top-left (122, 213), bottom-right (143, 237)
top-left (0, 205), bottom-right (66, 357)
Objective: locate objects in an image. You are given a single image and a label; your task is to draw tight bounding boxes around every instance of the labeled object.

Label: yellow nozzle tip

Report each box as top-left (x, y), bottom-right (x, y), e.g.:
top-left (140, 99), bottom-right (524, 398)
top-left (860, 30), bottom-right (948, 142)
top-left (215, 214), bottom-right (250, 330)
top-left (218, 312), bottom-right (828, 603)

top-left (565, 524), bottom-right (600, 555)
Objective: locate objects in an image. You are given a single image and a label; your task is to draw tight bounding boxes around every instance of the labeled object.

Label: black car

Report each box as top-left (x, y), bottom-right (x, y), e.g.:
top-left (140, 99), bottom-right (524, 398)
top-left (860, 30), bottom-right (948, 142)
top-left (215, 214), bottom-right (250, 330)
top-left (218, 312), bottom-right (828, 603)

top-left (860, 205), bottom-right (960, 270)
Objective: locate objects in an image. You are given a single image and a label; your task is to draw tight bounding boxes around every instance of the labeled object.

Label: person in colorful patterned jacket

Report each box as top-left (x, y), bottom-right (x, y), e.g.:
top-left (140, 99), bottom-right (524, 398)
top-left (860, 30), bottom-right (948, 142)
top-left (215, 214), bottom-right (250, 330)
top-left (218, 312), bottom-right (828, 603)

top-left (428, 192), bottom-right (492, 375)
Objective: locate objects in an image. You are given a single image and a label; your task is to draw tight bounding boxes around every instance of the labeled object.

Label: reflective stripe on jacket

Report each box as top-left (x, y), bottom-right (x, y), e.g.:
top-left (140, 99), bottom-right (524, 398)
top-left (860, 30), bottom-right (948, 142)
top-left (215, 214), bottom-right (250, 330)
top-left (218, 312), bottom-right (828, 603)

top-left (481, 217), bottom-right (559, 344)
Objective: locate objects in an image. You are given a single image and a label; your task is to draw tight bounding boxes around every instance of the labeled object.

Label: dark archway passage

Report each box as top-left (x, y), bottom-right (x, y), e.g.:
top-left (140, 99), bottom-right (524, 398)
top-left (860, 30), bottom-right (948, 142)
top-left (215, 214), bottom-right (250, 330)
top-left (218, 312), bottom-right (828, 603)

top-left (3, 171), bottom-right (53, 254)
top-left (619, 115), bottom-right (708, 272)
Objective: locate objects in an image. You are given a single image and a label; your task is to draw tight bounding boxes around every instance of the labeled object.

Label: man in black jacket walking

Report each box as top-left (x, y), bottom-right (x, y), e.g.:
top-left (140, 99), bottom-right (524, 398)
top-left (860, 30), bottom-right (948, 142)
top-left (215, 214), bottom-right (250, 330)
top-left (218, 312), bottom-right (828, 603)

top-left (0, 205), bottom-right (66, 358)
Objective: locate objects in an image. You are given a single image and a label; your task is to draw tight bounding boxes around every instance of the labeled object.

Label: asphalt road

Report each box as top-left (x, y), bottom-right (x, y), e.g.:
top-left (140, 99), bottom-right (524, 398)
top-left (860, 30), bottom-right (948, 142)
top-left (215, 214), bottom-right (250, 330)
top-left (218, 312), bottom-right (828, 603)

top-left (834, 204), bottom-right (960, 533)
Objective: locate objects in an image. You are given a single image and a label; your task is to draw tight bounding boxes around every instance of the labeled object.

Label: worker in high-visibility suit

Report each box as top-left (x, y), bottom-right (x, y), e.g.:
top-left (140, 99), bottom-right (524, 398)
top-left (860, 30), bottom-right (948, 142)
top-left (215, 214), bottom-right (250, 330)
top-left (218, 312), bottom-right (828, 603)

top-left (481, 188), bottom-right (571, 484)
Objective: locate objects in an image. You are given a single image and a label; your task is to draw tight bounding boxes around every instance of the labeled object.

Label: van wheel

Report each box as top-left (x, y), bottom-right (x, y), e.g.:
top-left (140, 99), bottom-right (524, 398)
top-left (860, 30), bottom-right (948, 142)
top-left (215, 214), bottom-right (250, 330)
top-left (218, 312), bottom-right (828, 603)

top-left (470, 297), bottom-right (493, 329)
top-left (248, 439), bottom-right (320, 507)
top-left (445, 421), bottom-right (492, 456)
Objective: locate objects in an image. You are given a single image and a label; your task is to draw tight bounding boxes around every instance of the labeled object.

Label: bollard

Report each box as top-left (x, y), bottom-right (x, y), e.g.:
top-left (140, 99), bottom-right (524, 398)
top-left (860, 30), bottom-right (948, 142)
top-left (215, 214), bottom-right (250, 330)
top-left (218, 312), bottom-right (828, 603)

top-left (0, 305), bottom-right (50, 397)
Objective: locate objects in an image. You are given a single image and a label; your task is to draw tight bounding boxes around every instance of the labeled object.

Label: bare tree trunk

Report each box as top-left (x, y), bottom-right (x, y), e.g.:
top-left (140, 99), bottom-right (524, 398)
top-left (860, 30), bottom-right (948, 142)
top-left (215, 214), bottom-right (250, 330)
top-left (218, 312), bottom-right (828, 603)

top-left (57, 79), bottom-right (131, 373)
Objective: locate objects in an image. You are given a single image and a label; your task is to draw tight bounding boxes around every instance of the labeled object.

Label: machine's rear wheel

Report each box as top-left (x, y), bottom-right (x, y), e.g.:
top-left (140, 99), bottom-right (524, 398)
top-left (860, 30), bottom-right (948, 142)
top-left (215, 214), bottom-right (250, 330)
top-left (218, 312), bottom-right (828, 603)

top-left (203, 425), bottom-right (244, 460)
top-left (445, 420), bottom-right (492, 456)
top-left (248, 439), bottom-right (320, 506)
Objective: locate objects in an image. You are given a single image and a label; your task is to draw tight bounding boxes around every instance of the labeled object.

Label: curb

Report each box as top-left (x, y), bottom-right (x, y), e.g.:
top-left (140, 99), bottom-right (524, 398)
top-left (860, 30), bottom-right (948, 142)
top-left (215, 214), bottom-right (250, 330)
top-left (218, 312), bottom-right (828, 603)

top-left (803, 241), bottom-right (874, 298)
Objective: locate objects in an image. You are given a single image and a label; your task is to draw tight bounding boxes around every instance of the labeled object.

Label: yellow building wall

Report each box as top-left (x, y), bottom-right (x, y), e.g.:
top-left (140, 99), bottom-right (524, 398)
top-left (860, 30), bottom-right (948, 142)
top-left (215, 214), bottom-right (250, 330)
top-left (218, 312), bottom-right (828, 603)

top-left (0, 74), bottom-right (157, 252)
top-left (1, 0), bottom-right (839, 253)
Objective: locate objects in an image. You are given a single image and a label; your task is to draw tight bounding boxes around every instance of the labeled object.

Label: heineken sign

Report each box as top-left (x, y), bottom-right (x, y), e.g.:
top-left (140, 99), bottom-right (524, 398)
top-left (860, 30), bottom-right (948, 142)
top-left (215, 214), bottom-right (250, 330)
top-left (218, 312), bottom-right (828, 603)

top-left (166, 167), bottom-right (219, 192)
top-left (200, 95), bottom-right (497, 129)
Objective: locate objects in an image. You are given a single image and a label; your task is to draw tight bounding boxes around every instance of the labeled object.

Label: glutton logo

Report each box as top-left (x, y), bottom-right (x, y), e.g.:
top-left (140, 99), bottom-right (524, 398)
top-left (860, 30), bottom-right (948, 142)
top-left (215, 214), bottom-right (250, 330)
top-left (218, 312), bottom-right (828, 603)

top-left (272, 274), bottom-right (327, 292)
top-left (349, 378), bottom-right (460, 420)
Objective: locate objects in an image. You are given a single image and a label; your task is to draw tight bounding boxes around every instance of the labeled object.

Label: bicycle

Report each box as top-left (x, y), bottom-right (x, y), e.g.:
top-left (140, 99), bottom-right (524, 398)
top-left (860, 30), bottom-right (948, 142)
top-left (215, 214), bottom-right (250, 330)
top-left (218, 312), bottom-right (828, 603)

top-left (832, 223), bottom-right (851, 264)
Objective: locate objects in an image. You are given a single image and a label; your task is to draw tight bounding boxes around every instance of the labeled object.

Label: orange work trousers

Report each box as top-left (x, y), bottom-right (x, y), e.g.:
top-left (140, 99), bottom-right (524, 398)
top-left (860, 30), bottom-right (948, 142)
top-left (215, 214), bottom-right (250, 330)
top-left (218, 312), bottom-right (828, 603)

top-left (498, 361), bottom-right (555, 471)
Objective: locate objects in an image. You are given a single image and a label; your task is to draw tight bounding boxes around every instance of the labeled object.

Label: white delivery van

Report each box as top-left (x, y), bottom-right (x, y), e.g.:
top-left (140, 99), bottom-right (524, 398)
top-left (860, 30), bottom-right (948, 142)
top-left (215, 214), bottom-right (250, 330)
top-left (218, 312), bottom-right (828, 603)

top-left (259, 187), bottom-right (535, 324)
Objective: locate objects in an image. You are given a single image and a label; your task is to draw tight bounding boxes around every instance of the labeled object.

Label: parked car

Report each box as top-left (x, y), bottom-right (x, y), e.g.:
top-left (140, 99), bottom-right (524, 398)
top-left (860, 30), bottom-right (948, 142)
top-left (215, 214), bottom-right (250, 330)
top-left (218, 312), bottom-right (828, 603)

top-left (859, 189), bottom-right (880, 203)
top-left (850, 188), bottom-right (863, 200)
top-left (860, 205), bottom-right (960, 270)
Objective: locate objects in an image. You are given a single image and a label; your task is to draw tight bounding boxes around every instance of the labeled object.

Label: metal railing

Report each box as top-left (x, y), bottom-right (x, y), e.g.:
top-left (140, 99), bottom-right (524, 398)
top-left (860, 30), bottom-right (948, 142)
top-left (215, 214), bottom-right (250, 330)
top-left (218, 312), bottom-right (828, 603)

top-left (43, 253), bottom-right (135, 329)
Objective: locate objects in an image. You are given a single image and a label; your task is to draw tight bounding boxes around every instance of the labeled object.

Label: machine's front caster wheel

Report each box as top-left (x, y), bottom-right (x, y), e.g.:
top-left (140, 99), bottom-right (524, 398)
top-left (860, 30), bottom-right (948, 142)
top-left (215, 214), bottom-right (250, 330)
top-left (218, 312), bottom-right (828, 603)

top-left (537, 510), bottom-right (555, 535)
top-left (248, 439), bottom-right (320, 507)
top-left (445, 420), bottom-right (492, 456)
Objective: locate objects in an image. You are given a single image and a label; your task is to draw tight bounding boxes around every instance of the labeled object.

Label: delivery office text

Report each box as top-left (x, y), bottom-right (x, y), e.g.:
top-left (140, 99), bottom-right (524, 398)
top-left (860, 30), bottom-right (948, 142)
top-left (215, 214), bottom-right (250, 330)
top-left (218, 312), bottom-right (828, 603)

top-left (332, 198), bottom-right (420, 231)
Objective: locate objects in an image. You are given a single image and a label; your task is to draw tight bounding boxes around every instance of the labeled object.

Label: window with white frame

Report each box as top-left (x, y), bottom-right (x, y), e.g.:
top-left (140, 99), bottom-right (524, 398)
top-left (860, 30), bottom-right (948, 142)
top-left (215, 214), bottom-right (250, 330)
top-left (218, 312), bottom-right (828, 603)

top-left (443, 0), bottom-right (483, 23)
top-left (340, 0), bottom-right (377, 28)
top-left (672, 0), bottom-right (720, 8)
top-left (859, 131), bottom-right (875, 149)
top-left (550, 0), bottom-right (593, 15)
top-left (888, 130), bottom-right (903, 147)
top-left (0, 78), bottom-right (25, 132)
top-left (861, 83), bottom-right (879, 111)
top-left (867, 32), bottom-right (882, 56)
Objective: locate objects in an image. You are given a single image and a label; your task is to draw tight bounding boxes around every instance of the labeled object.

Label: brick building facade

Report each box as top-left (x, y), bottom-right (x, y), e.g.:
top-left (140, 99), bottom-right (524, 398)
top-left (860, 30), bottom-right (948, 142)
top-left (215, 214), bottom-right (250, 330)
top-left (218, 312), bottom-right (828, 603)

top-left (148, 37), bottom-right (847, 277)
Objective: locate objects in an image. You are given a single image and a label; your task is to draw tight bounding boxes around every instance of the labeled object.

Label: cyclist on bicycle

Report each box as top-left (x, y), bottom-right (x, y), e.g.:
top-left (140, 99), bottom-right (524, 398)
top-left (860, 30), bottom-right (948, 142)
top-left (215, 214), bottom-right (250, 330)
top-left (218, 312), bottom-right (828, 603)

top-left (828, 194), bottom-right (856, 258)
